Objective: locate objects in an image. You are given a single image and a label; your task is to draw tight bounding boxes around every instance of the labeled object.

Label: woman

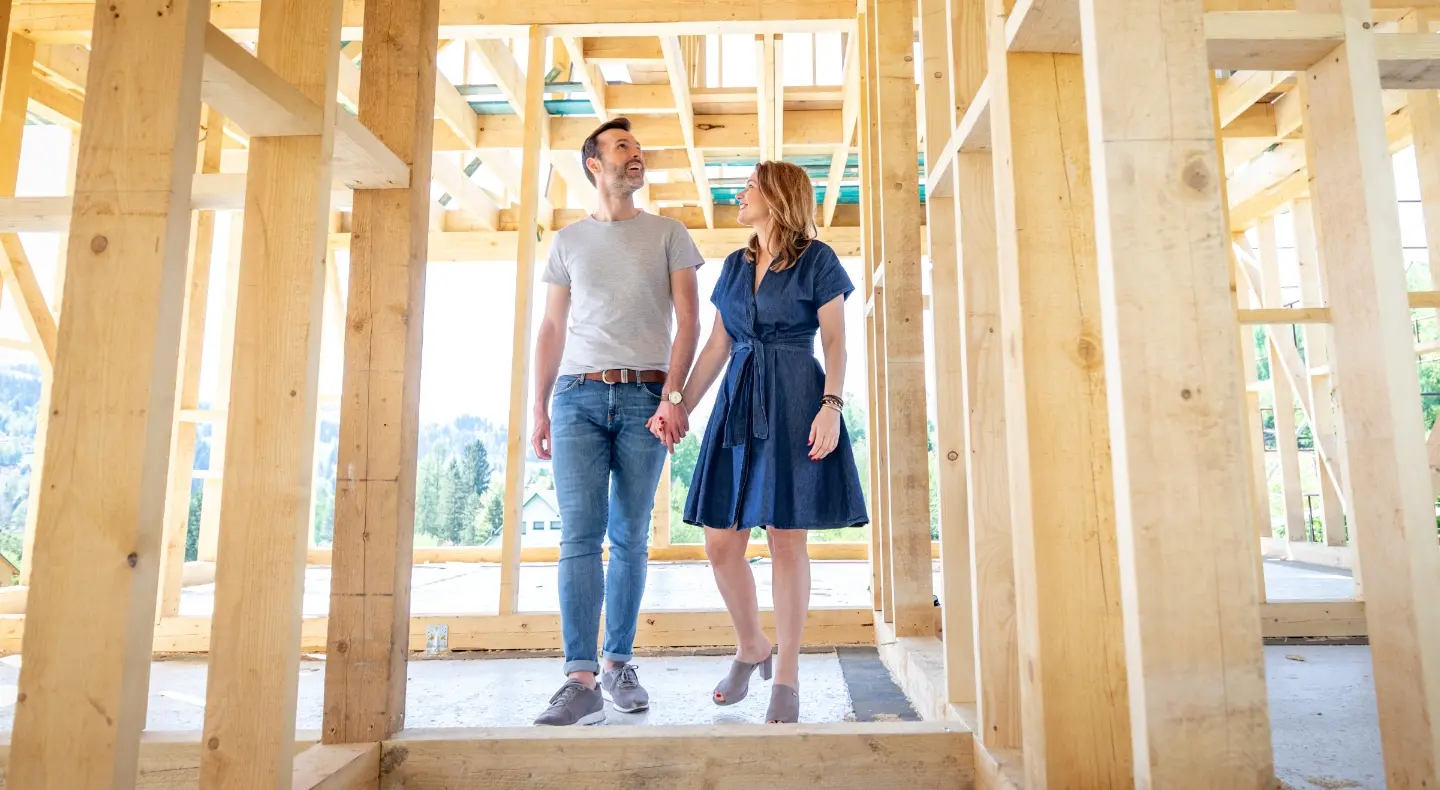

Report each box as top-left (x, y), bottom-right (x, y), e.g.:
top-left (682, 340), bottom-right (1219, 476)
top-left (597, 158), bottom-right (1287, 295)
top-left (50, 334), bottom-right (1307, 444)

top-left (658, 160), bottom-right (868, 724)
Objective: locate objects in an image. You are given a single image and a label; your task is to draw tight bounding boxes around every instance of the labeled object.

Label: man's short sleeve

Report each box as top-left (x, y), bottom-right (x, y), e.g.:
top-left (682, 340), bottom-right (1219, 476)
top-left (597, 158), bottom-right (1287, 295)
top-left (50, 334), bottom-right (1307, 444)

top-left (666, 223), bottom-right (706, 273)
top-left (540, 232), bottom-right (570, 286)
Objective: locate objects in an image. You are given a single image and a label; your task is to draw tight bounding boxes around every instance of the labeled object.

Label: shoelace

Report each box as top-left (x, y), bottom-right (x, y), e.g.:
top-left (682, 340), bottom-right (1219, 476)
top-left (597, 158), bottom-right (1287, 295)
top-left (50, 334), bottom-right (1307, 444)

top-left (549, 680), bottom-right (587, 707)
top-left (614, 664), bottom-right (640, 690)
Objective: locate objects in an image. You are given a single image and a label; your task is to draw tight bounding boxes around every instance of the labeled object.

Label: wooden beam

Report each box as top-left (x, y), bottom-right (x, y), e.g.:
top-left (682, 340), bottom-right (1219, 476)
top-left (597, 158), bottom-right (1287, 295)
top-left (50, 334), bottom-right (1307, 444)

top-left (985, 0), bottom-right (1132, 783)
top-left (0, 33), bottom-right (55, 373)
top-left (202, 24), bottom-right (322, 136)
top-left (919, 0), bottom-right (974, 707)
top-left (156, 106), bottom-right (225, 621)
top-left (380, 723), bottom-right (972, 787)
top-left (323, 0), bottom-right (439, 747)
top-left (1298, 0), bottom-right (1440, 781)
top-left (823, 30), bottom-right (860, 227)
top-left (199, 0), bottom-right (343, 784)
top-left (14, 0), bottom-right (862, 42)
top-left (873, 0), bottom-right (931, 638)
top-left (1259, 218), bottom-right (1309, 544)
top-left (659, 35), bottom-right (714, 227)
top-left (6, 0), bottom-right (207, 785)
top-left (432, 154), bottom-right (500, 229)
top-left (1080, 0), bottom-right (1276, 781)
top-left (293, 743), bottom-right (379, 790)
top-left (561, 38), bottom-right (609, 120)
top-left (499, 26), bottom-right (547, 616)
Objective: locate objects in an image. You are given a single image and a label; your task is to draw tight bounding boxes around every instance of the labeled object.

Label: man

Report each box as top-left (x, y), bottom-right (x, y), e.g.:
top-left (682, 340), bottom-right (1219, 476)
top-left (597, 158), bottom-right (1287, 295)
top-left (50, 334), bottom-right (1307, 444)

top-left (529, 117), bottom-right (703, 725)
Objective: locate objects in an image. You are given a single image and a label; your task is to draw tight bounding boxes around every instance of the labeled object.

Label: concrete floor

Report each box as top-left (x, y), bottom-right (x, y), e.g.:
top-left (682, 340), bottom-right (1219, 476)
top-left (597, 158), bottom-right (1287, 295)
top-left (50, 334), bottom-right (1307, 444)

top-left (175, 557), bottom-right (1354, 617)
top-left (0, 644), bottom-right (1385, 786)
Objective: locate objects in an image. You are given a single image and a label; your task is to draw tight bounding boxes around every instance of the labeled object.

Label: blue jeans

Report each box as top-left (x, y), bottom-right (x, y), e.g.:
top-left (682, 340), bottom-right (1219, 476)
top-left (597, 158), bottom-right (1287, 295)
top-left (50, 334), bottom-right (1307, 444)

top-left (549, 374), bottom-right (668, 675)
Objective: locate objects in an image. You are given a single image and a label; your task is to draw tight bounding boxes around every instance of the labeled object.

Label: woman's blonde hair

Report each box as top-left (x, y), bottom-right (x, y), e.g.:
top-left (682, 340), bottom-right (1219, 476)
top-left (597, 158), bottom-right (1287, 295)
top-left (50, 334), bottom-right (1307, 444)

top-left (744, 160), bottom-right (817, 272)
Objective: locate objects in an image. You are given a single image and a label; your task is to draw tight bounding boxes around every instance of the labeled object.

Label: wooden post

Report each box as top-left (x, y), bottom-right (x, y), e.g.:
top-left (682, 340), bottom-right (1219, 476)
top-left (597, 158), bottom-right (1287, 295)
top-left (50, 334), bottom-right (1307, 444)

top-left (499, 27), bottom-right (548, 616)
top-left (1258, 218), bottom-right (1308, 543)
top-left (200, 0), bottom-right (343, 784)
top-left (8, 0), bottom-right (207, 785)
top-left (857, 6), bottom-right (886, 616)
top-left (985, 0), bottom-right (1132, 782)
top-left (1290, 198), bottom-right (1348, 547)
top-left (1080, 0), bottom-right (1278, 782)
top-left (157, 106), bottom-right (225, 620)
top-left (197, 211), bottom-right (243, 564)
top-left (873, 0), bottom-right (932, 638)
top-left (949, 0), bottom-right (1019, 751)
top-left (1298, 0), bottom-right (1440, 781)
top-left (322, 0), bottom-right (439, 745)
top-left (919, 0), bottom-right (974, 703)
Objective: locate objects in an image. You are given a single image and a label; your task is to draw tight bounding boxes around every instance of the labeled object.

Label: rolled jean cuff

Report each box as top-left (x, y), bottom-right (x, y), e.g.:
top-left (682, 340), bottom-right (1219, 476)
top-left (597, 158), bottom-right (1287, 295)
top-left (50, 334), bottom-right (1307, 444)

top-left (564, 659), bottom-right (600, 675)
top-left (602, 650), bottom-right (634, 665)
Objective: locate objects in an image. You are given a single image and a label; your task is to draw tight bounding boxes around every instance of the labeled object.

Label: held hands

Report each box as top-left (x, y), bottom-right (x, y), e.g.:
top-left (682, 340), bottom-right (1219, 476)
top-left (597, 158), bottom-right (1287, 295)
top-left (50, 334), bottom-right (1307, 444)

top-left (808, 404), bottom-right (841, 461)
top-left (647, 400), bottom-right (689, 452)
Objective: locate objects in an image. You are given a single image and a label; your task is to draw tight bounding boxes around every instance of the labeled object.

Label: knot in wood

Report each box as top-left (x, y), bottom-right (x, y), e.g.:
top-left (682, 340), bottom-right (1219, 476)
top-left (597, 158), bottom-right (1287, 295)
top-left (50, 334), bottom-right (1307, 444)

top-left (1181, 388), bottom-right (1193, 400)
top-left (126, 552), bottom-right (137, 568)
top-left (90, 235), bottom-right (108, 254)
top-left (1074, 334), bottom-right (1102, 368)
top-left (1182, 160), bottom-right (1210, 192)
top-left (207, 737), bottom-right (220, 750)
top-left (337, 640), bottom-right (350, 654)
top-left (947, 450), bottom-right (959, 461)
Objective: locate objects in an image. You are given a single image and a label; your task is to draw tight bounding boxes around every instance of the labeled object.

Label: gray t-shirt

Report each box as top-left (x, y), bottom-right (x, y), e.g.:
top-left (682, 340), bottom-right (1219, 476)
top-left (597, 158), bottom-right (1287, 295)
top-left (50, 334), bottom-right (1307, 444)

top-left (541, 211), bottom-right (704, 375)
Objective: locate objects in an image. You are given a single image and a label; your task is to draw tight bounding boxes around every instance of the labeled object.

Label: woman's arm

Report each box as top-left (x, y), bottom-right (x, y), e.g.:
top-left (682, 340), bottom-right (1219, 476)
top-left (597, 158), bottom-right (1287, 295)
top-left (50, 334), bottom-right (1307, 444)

top-left (680, 310), bottom-right (733, 410)
top-left (817, 295), bottom-right (846, 397)
top-left (809, 295), bottom-right (846, 460)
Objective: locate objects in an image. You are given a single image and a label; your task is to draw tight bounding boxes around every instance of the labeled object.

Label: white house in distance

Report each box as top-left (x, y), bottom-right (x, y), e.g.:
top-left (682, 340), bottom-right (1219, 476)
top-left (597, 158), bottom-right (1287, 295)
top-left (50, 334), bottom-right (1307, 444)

top-left (485, 488), bottom-right (564, 547)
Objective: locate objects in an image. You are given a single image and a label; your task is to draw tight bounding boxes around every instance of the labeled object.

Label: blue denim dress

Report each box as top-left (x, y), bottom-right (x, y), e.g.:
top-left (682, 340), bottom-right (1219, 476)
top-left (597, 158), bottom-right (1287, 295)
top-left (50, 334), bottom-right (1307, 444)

top-left (683, 240), bottom-right (871, 531)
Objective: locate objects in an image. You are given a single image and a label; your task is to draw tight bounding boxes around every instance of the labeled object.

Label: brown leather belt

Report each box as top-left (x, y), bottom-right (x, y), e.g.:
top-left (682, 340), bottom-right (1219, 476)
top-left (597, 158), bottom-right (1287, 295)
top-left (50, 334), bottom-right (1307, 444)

top-left (580, 369), bottom-right (666, 384)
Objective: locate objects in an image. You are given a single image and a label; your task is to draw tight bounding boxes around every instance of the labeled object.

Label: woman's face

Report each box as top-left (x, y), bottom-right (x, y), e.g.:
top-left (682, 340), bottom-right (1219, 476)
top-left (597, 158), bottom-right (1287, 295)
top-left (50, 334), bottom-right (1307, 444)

top-left (737, 175), bottom-right (769, 226)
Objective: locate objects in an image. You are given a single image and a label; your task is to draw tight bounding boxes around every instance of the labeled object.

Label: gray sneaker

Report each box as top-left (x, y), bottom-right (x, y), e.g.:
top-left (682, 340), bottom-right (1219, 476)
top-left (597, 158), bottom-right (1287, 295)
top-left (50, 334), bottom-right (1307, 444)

top-left (601, 662), bottom-right (650, 713)
top-left (533, 678), bottom-right (606, 726)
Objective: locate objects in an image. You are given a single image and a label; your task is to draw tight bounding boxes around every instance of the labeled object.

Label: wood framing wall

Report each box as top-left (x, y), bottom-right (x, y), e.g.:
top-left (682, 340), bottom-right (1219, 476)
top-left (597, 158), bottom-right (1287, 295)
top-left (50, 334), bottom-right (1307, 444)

top-left (0, 0), bottom-right (1433, 786)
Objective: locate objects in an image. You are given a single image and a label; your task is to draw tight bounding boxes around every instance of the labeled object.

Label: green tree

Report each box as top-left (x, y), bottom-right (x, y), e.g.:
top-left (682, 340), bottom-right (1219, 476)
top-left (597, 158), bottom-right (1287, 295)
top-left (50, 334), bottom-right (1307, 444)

top-left (438, 459), bottom-right (477, 545)
top-left (185, 484), bottom-right (202, 561)
top-left (670, 433), bottom-right (701, 484)
top-left (483, 486), bottom-right (505, 543)
top-left (415, 453), bottom-right (443, 540)
top-left (460, 439), bottom-right (491, 498)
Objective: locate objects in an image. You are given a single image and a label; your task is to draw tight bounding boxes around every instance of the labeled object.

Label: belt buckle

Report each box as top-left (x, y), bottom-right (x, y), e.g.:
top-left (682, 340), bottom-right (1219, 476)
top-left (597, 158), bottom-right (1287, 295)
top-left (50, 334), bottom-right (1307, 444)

top-left (601, 369), bottom-right (614, 384)
top-left (601, 369), bottom-right (630, 385)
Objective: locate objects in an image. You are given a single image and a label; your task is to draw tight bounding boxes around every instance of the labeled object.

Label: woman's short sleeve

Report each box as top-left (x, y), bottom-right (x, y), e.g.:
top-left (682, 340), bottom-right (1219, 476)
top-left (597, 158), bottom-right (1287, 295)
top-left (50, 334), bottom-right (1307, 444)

top-left (810, 244), bottom-right (854, 307)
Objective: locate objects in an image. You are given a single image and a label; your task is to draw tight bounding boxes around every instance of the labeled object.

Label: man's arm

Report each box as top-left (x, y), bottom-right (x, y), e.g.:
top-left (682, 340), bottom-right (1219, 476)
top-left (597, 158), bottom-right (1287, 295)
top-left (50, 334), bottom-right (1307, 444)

top-left (664, 265), bottom-right (701, 396)
top-left (530, 284), bottom-right (571, 459)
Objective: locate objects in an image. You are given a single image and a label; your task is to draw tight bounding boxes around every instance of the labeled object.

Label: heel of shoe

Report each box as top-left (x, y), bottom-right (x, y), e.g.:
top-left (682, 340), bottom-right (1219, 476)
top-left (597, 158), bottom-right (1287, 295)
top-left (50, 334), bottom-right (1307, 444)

top-left (759, 655), bottom-right (773, 681)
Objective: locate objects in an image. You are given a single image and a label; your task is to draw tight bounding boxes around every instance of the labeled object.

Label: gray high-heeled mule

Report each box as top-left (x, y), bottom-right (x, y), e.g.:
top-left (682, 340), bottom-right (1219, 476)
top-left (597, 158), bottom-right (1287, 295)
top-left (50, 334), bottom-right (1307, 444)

top-left (766, 683), bottom-right (799, 723)
top-left (712, 651), bottom-right (773, 706)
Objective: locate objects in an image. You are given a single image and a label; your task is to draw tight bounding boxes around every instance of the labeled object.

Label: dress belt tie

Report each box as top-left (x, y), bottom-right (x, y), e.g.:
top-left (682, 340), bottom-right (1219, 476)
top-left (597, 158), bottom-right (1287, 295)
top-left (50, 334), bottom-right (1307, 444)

top-left (723, 336), bottom-right (812, 448)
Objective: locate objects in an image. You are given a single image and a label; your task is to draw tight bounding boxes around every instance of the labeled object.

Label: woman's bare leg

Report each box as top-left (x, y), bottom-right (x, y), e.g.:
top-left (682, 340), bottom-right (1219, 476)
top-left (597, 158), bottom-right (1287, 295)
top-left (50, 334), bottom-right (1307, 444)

top-left (706, 526), bottom-right (772, 702)
top-left (766, 527), bottom-right (811, 689)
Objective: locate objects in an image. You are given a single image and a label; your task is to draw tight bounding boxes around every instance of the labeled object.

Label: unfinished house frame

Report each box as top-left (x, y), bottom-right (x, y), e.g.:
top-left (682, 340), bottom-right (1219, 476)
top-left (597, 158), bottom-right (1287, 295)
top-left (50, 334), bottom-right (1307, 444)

top-left (0, 0), bottom-right (1431, 784)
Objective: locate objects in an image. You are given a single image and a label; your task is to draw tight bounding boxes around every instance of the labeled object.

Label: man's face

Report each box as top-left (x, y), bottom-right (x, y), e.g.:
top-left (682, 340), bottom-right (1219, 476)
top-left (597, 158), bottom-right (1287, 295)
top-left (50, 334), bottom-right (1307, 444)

top-left (589, 129), bottom-right (645, 194)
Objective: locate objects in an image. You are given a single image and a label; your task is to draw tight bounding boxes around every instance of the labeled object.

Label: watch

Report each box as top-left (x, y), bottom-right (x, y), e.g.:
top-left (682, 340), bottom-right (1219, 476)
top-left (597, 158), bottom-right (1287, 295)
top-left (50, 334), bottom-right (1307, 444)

top-left (667, 390), bottom-right (684, 406)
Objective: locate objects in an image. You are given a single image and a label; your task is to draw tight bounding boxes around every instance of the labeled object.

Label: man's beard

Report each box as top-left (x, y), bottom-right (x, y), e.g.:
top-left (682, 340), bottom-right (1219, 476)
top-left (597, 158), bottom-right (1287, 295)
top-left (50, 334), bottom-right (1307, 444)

top-left (606, 162), bottom-right (645, 194)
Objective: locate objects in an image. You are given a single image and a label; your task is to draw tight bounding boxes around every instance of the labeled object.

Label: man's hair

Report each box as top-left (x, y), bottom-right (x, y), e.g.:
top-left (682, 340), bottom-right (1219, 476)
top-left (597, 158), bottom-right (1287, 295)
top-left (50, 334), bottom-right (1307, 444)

top-left (581, 117), bottom-right (632, 186)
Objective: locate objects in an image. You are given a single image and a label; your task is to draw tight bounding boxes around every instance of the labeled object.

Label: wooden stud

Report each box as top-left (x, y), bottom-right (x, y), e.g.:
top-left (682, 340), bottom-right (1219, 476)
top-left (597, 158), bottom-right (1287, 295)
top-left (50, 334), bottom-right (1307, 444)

top-left (986, 0), bottom-right (1133, 779)
top-left (7, 0), bottom-right (208, 785)
top-left (1258, 217), bottom-right (1309, 543)
top-left (199, 0), bottom-right (344, 783)
top-left (1290, 197), bottom-right (1349, 547)
top-left (157, 106), bottom-right (226, 620)
top-left (856, 7), bottom-right (885, 615)
top-left (1297, 0), bottom-right (1440, 781)
top-left (323, 0), bottom-right (440, 745)
top-left (948, 0), bottom-right (1019, 753)
top-left (197, 211), bottom-right (244, 564)
top-left (874, 0), bottom-right (932, 638)
top-left (919, 0), bottom-right (975, 704)
top-left (499, 27), bottom-right (548, 617)
top-left (1079, 0), bottom-right (1278, 781)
